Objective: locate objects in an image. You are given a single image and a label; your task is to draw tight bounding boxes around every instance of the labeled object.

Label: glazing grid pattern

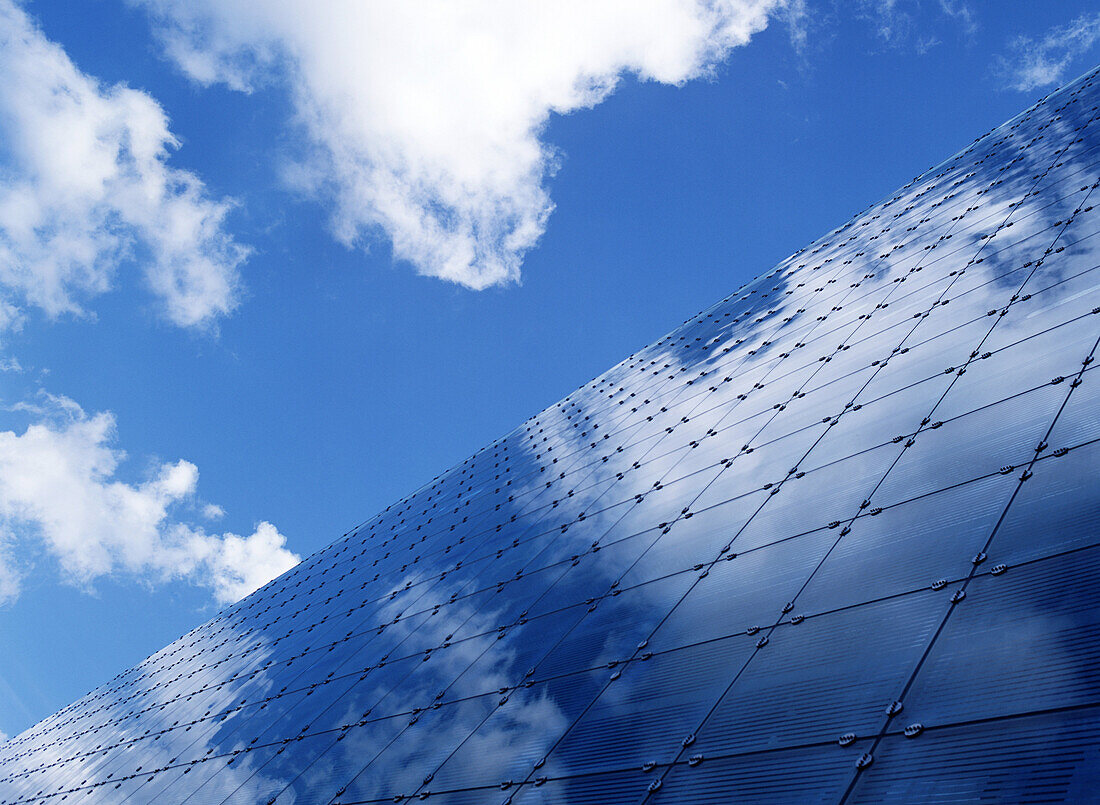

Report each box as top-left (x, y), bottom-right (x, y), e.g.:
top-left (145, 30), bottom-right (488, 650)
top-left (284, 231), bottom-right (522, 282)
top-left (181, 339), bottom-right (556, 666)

top-left (3, 68), bottom-right (1100, 805)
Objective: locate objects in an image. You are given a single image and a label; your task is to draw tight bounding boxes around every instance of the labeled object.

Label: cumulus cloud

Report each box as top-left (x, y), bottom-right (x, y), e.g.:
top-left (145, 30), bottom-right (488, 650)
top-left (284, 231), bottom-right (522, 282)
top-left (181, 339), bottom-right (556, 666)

top-left (136, 0), bottom-right (787, 289)
top-left (997, 12), bottom-right (1100, 92)
top-left (201, 502), bottom-right (225, 520)
top-left (0, 0), bottom-right (246, 331)
top-left (0, 394), bottom-right (299, 605)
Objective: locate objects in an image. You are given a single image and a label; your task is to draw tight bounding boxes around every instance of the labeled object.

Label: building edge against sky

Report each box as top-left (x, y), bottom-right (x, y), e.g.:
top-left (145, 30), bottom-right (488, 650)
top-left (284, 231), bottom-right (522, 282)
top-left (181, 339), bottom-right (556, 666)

top-left (1, 65), bottom-right (1100, 803)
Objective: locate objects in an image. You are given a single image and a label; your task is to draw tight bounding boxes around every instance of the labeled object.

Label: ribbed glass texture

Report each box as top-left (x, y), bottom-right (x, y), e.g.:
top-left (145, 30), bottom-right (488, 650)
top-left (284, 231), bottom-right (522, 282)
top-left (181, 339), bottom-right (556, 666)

top-left (3, 66), bottom-right (1100, 805)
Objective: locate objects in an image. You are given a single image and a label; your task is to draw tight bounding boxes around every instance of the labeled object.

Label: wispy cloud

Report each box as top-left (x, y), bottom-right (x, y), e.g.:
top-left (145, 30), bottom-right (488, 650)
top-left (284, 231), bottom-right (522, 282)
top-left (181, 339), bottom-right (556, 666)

top-left (915, 36), bottom-right (942, 55)
top-left (780, 0), bottom-right (811, 54)
top-left (857, 0), bottom-right (976, 50)
top-left (0, 0), bottom-right (247, 331)
top-left (135, 0), bottom-right (789, 291)
top-left (859, 0), bottom-right (912, 45)
top-left (0, 393), bottom-right (299, 605)
top-left (938, 0), bottom-right (977, 37)
top-left (997, 12), bottom-right (1100, 92)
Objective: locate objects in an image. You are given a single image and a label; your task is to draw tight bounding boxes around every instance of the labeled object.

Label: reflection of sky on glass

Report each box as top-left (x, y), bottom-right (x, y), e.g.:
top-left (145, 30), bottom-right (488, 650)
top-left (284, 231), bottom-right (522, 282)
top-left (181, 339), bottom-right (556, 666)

top-left (4, 68), bottom-right (1100, 804)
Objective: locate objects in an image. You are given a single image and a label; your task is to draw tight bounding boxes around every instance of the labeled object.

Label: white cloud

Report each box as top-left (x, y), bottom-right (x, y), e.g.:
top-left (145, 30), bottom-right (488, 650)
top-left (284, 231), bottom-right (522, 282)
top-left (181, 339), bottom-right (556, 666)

top-left (136, 0), bottom-right (787, 290)
top-left (0, 545), bottom-right (17, 606)
top-left (855, 0), bottom-right (976, 50)
top-left (858, 0), bottom-right (913, 45)
top-left (0, 1), bottom-right (292, 615)
top-left (0, 393), bottom-right (299, 605)
top-left (181, 520), bottom-right (297, 605)
top-left (0, 0), bottom-right (246, 330)
top-left (938, 0), bottom-right (976, 37)
top-left (998, 12), bottom-right (1100, 92)
top-left (916, 36), bottom-right (942, 55)
top-left (781, 0), bottom-right (811, 54)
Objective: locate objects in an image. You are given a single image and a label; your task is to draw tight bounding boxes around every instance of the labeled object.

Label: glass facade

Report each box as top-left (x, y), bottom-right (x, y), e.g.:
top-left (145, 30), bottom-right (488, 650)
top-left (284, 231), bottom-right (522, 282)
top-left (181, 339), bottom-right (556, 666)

top-left (3, 67), bottom-right (1100, 805)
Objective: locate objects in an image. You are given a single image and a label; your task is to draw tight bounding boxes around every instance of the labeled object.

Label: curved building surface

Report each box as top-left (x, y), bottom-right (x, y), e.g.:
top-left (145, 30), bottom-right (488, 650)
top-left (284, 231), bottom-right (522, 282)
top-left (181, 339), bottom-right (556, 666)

top-left (3, 67), bottom-right (1100, 804)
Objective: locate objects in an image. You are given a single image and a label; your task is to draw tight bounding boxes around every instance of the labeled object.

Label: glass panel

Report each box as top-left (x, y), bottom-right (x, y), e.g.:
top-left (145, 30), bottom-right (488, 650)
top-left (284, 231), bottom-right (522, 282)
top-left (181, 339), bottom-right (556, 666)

top-left (646, 528), bottom-right (838, 652)
top-left (870, 382), bottom-right (1065, 505)
top-left (795, 472), bottom-right (1019, 614)
top-left (689, 592), bottom-right (946, 757)
top-left (509, 768), bottom-right (649, 804)
top-left (652, 740), bottom-right (872, 804)
top-left (900, 545), bottom-right (1100, 727)
top-left (847, 709), bottom-right (1100, 804)
top-left (989, 438), bottom-right (1100, 566)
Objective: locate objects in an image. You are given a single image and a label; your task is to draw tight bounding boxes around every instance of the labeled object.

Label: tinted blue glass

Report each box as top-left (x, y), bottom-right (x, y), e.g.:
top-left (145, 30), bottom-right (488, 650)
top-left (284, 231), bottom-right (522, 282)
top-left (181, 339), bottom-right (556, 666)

top-left (3, 66), bottom-right (1100, 805)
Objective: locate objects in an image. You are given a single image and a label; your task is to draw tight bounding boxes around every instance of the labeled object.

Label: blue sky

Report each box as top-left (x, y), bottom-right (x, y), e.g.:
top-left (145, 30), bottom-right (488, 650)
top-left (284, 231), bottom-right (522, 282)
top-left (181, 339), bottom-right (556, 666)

top-left (0, 0), bottom-right (1098, 739)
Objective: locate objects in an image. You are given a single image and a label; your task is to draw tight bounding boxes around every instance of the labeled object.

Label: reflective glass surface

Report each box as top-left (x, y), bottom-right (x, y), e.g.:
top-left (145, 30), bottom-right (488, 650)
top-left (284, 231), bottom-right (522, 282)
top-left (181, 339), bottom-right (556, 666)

top-left (3, 67), bottom-right (1100, 805)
